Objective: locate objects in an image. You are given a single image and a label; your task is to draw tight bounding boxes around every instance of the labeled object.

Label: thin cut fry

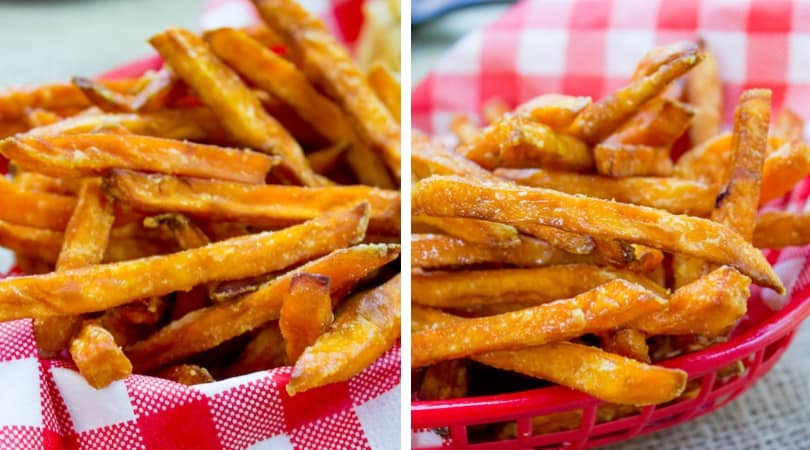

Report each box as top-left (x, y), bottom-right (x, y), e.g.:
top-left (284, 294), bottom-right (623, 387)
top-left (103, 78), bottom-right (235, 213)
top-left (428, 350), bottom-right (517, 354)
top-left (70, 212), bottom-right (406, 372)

top-left (56, 178), bottom-right (115, 271)
top-left (69, 322), bottom-right (133, 388)
top-left (253, 0), bottom-right (401, 179)
top-left (411, 279), bottom-right (667, 367)
top-left (760, 140), bottom-right (810, 205)
top-left (753, 211), bottom-right (810, 249)
top-left (367, 63), bottom-right (401, 123)
top-left (412, 265), bottom-right (667, 308)
top-left (460, 115), bottom-right (593, 171)
top-left (0, 177), bottom-right (76, 230)
top-left (413, 306), bottom-right (685, 406)
top-left (593, 143), bottom-right (673, 177)
top-left (412, 216), bottom-right (519, 247)
top-left (150, 28), bottom-right (319, 186)
top-left (0, 133), bottom-right (277, 184)
top-left (567, 41), bottom-right (703, 143)
top-left (126, 243), bottom-right (400, 372)
top-left (222, 323), bottom-right (288, 378)
top-left (280, 273), bottom-right (334, 363)
top-left (287, 274), bottom-right (400, 395)
top-left (105, 170), bottom-right (400, 234)
top-left (686, 40), bottom-right (722, 145)
top-left (24, 108), bottom-right (61, 127)
top-left (0, 80), bottom-right (137, 121)
top-left (307, 142), bottom-right (348, 174)
top-left (673, 133), bottom-right (732, 184)
top-left (411, 233), bottom-right (554, 269)
top-left (0, 220), bottom-right (63, 263)
top-left (72, 77), bottom-right (133, 113)
top-left (513, 223), bottom-right (595, 255)
top-left (449, 114), bottom-right (478, 145)
top-left (0, 203), bottom-right (371, 320)
top-left (515, 94), bottom-right (590, 131)
top-left (497, 168), bottom-right (713, 216)
top-left (607, 98), bottom-right (694, 147)
top-left (411, 131), bottom-right (499, 181)
top-left (600, 329), bottom-right (649, 362)
top-left (13, 172), bottom-right (80, 195)
top-left (154, 364), bottom-right (214, 385)
top-left (412, 176), bottom-right (784, 291)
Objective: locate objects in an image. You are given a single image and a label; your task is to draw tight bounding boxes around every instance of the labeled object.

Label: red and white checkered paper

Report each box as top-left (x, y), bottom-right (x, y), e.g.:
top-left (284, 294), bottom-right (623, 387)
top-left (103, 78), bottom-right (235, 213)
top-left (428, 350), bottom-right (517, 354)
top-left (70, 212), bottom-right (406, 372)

top-left (0, 2), bottom-right (400, 449)
top-left (412, 0), bottom-right (810, 445)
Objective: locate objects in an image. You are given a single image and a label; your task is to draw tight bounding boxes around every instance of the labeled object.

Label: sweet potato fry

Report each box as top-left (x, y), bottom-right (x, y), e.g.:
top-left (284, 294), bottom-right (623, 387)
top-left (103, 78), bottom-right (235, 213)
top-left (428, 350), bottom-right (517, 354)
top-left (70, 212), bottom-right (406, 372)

top-left (632, 266), bottom-right (749, 336)
top-left (513, 223), bottom-right (595, 255)
top-left (0, 177), bottom-right (76, 230)
top-left (607, 98), bottom-right (694, 147)
top-left (307, 142), bottom-right (348, 174)
top-left (0, 203), bottom-right (370, 320)
top-left (600, 329), bottom-right (649, 362)
top-left (411, 233), bottom-right (554, 269)
top-left (773, 107), bottom-right (804, 142)
top-left (280, 273), bottom-right (334, 363)
top-left (150, 28), bottom-right (319, 186)
top-left (143, 214), bottom-right (211, 250)
top-left (496, 168), bottom-right (713, 215)
top-left (411, 279), bottom-right (667, 367)
top-left (593, 143), bottom-right (672, 177)
top-left (0, 119), bottom-right (28, 138)
top-left (253, 0), bottom-right (401, 180)
top-left (753, 211), bottom-right (810, 249)
top-left (411, 131), bottom-right (499, 181)
top-left (56, 178), bottom-right (115, 271)
top-left (412, 176), bottom-right (784, 291)
top-left (0, 220), bottom-right (63, 263)
top-left (567, 41), bottom-right (703, 143)
top-left (760, 140), bottom-right (810, 205)
top-left (0, 80), bottom-right (137, 121)
top-left (482, 98), bottom-right (510, 124)
top-left (72, 77), bottom-right (134, 113)
top-left (154, 364), bottom-right (214, 385)
top-left (24, 108), bottom-right (61, 127)
top-left (411, 265), bottom-right (667, 308)
top-left (129, 68), bottom-right (177, 112)
top-left (287, 274), bottom-right (400, 395)
top-left (449, 114), bottom-right (478, 145)
top-left (418, 360), bottom-right (468, 400)
top-left (103, 236), bottom-right (177, 262)
top-left (673, 133), bottom-right (732, 184)
top-left (105, 170), bottom-right (399, 234)
top-left (711, 89), bottom-right (771, 241)
top-left (222, 323), bottom-right (288, 378)
top-left (0, 133), bottom-right (277, 184)
top-left (126, 243), bottom-right (400, 372)
top-left (414, 305), bottom-right (683, 405)
top-left (686, 40), bottom-right (722, 145)
top-left (412, 216), bottom-right (519, 247)
top-left (13, 172), bottom-right (80, 195)
top-left (460, 115), bottom-right (593, 171)
top-left (69, 322), bottom-right (133, 388)
top-left (367, 63), bottom-right (401, 123)
top-left (515, 94), bottom-right (590, 131)
top-left (170, 286), bottom-right (210, 321)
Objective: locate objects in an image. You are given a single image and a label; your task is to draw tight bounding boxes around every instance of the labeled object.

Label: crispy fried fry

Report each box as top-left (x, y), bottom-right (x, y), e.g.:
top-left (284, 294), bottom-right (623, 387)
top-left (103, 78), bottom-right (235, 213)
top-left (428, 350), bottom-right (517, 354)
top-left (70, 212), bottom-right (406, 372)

top-left (143, 213), bottom-right (211, 250)
top-left (593, 143), bottom-right (673, 177)
top-left (600, 329), bottom-right (649, 362)
top-left (72, 77), bottom-right (134, 113)
top-left (513, 223), bottom-right (595, 255)
top-left (411, 131), bottom-right (498, 181)
top-left (686, 40), bottom-right (722, 145)
top-left (154, 364), bottom-right (214, 385)
top-left (515, 94), bottom-right (590, 131)
top-left (69, 322), bottom-right (133, 388)
top-left (412, 216), bottom-right (519, 247)
top-left (367, 63), bottom-right (401, 123)
top-left (449, 114), bottom-right (478, 145)
top-left (56, 178), bottom-right (115, 271)
top-left (412, 176), bottom-right (784, 291)
top-left (24, 108), bottom-right (61, 127)
top-left (567, 41), bottom-right (703, 143)
top-left (287, 274), bottom-right (400, 395)
top-left (760, 140), bottom-right (810, 205)
top-left (773, 107), bottom-right (804, 142)
top-left (253, 0), bottom-right (401, 180)
top-left (1, 133), bottom-right (277, 183)
top-left (673, 133), bottom-right (732, 184)
top-left (13, 172), bottom-right (80, 195)
top-left (632, 266), bottom-right (749, 336)
top-left (105, 170), bottom-right (399, 234)
top-left (412, 279), bottom-right (667, 367)
top-left (411, 265), bottom-right (667, 308)
top-left (307, 142), bottom-right (348, 174)
top-left (222, 323), bottom-right (288, 378)
top-left (0, 80), bottom-right (137, 121)
top-left (607, 98), bottom-right (694, 147)
top-left (460, 115), bottom-right (592, 171)
top-left (0, 219), bottom-right (63, 263)
top-left (418, 360), bottom-right (468, 400)
top-left (411, 233), bottom-right (554, 269)
top-left (0, 177), bottom-right (76, 230)
top-left (482, 98), bottom-right (510, 124)
top-left (150, 28), bottom-right (319, 186)
top-left (130, 69), bottom-right (177, 112)
top-left (753, 211), bottom-right (810, 249)
top-left (0, 203), bottom-right (371, 320)
top-left (126, 244), bottom-right (399, 372)
top-left (497, 168), bottom-right (713, 215)
top-left (280, 273), bottom-right (334, 363)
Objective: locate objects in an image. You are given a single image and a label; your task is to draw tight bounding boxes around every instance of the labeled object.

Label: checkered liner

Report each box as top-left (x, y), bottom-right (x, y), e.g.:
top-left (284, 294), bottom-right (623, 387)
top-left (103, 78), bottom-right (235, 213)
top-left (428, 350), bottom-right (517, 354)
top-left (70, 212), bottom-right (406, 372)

top-left (0, 1), bottom-right (400, 449)
top-left (412, 0), bottom-right (810, 447)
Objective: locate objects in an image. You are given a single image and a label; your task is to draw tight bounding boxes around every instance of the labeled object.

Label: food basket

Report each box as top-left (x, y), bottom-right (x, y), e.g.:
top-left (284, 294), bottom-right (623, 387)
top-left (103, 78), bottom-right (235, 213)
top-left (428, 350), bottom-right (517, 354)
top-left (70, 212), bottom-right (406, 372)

top-left (411, 0), bottom-right (810, 447)
top-left (0, 1), bottom-right (400, 448)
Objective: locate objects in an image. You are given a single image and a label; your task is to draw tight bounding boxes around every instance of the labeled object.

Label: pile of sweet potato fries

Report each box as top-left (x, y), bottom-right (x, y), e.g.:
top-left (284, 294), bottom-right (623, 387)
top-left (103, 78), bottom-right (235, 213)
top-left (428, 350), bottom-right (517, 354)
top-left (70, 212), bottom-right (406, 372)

top-left (412, 40), bottom-right (810, 434)
top-left (0, 0), bottom-right (401, 395)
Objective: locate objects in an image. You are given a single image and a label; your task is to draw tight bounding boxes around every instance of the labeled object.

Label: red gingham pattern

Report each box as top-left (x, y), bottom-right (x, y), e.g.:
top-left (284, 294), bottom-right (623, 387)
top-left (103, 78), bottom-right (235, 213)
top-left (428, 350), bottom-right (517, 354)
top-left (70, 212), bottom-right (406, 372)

top-left (0, 2), bottom-right (398, 449)
top-left (412, 0), bottom-right (810, 447)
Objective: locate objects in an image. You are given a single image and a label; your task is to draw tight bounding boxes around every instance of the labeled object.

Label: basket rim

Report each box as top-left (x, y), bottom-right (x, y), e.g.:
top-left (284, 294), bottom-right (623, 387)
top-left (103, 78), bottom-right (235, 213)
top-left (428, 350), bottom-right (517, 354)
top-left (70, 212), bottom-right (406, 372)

top-left (411, 268), bottom-right (810, 428)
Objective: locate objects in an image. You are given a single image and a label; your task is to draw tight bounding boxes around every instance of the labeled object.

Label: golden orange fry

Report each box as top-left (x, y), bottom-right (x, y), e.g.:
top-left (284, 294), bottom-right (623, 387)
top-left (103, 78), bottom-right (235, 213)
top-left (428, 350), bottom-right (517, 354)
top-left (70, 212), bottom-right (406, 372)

top-left (287, 274), bottom-right (400, 395)
top-left (0, 80), bottom-right (137, 121)
top-left (449, 114), bottom-right (478, 145)
top-left (412, 176), bottom-right (784, 291)
top-left (482, 98), bottom-right (510, 124)
top-left (753, 211), bottom-right (810, 249)
top-left (69, 322), bottom-right (133, 389)
top-left (412, 216), bottom-right (519, 247)
top-left (56, 178), bottom-right (115, 271)
top-left (607, 97), bottom-right (694, 147)
top-left (24, 108), bottom-right (61, 127)
top-left (513, 223), bottom-right (595, 255)
top-left (154, 364), bottom-right (214, 385)
top-left (72, 77), bottom-right (134, 113)
top-left (673, 133), bottom-right (732, 184)
top-left (772, 107), bottom-right (804, 142)
top-left (419, 360), bottom-right (468, 400)
top-left (307, 142), bottom-right (349, 174)
top-left (593, 143), bottom-right (673, 177)
top-left (760, 140), bottom-right (810, 205)
top-left (411, 233), bottom-right (554, 269)
top-left (0, 176), bottom-right (76, 230)
top-left (13, 172), bottom-right (80, 196)
top-left (280, 273), bottom-right (334, 363)
top-left (367, 63), bottom-right (401, 123)
top-left (600, 329), bottom-right (650, 363)
top-left (0, 219), bottom-right (63, 263)
top-left (223, 323), bottom-right (288, 378)
top-left (515, 94), bottom-right (591, 131)
top-left (411, 131), bottom-right (499, 181)
top-left (686, 40), bottom-right (722, 146)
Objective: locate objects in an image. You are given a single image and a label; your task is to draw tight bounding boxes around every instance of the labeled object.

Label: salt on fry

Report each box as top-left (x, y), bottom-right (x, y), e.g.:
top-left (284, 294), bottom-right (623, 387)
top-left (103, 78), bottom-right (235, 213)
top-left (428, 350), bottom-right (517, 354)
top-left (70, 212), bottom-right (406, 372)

top-left (280, 273), bottom-right (334, 363)
top-left (411, 233), bottom-right (554, 269)
top-left (593, 143), bottom-right (673, 177)
top-left (69, 322), bottom-right (133, 389)
top-left (515, 94), bottom-right (590, 131)
top-left (753, 211), bottom-right (810, 249)
top-left (412, 216), bottom-right (520, 247)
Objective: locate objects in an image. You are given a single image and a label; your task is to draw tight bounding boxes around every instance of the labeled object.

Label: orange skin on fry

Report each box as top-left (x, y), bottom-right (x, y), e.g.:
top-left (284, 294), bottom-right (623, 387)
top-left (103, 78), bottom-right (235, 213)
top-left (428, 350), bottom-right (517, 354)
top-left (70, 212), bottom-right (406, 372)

top-left (414, 306), bottom-right (684, 406)
top-left (0, 133), bottom-right (277, 184)
top-left (412, 216), bottom-right (520, 247)
top-left (253, 0), bottom-right (401, 180)
top-left (280, 273), bottom-right (334, 363)
top-left (412, 176), bottom-right (784, 292)
top-left (760, 140), bottom-right (810, 205)
top-left (411, 279), bottom-right (667, 368)
top-left (72, 77), bottom-right (134, 113)
top-left (593, 143), bottom-right (673, 177)
top-left (753, 211), bottom-right (810, 249)
top-left (497, 167), bottom-right (714, 216)
top-left (126, 244), bottom-right (400, 373)
top-left (150, 28), bottom-right (319, 186)
top-left (674, 133), bottom-right (732, 184)
top-left (411, 233), bottom-right (554, 269)
top-left (606, 97), bottom-right (694, 147)
top-left (0, 177), bottom-right (76, 230)
top-left (513, 223), bottom-right (595, 255)
top-left (600, 329), bottom-right (650, 363)
top-left (287, 274), bottom-right (400, 395)
top-left (56, 178), bottom-right (115, 271)
top-left (515, 94), bottom-right (591, 131)
top-left (69, 322), bottom-right (133, 389)
top-left (0, 80), bottom-right (137, 121)
top-left (0, 204), bottom-right (372, 320)
top-left (0, 219), bottom-right (63, 263)
top-left (367, 63), bottom-right (401, 123)
top-left (686, 43), bottom-right (723, 146)
top-left (105, 170), bottom-right (400, 234)
top-left (411, 265), bottom-right (667, 309)
top-left (13, 172), bottom-right (81, 196)
top-left (411, 131), bottom-right (500, 181)
top-left (449, 114), bottom-right (479, 145)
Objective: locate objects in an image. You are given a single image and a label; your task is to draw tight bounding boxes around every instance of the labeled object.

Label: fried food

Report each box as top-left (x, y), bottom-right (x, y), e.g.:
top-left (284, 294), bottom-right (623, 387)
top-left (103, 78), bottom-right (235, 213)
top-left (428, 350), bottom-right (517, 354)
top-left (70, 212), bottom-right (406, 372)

top-left (279, 273), bottom-right (334, 363)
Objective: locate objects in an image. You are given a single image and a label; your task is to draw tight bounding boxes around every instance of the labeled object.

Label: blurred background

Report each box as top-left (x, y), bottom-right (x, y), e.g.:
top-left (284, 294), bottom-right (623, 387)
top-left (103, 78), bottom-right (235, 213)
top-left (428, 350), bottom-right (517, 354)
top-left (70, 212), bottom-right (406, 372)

top-left (0, 0), bottom-right (205, 85)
